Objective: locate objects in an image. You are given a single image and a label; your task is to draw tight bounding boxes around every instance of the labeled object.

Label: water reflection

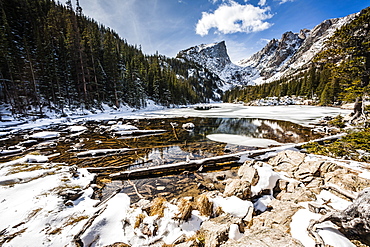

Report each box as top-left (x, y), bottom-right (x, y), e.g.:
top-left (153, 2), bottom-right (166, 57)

top-left (0, 116), bottom-right (322, 202)
top-left (0, 117), bottom-right (319, 169)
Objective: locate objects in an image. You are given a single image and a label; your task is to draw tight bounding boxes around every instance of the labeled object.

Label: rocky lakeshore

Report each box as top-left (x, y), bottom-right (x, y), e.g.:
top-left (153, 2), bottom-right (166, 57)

top-left (3, 148), bottom-right (369, 246)
top-left (0, 104), bottom-right (364, 247)
top-left (105, 149), bottom-right (370, 247)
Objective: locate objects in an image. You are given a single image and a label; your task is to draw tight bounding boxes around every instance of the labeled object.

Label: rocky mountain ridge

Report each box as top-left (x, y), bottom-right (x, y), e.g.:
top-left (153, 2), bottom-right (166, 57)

top-left (177, 12), bottom-right (358, 87)
top-left (177, 41), bottom-right (258, 90)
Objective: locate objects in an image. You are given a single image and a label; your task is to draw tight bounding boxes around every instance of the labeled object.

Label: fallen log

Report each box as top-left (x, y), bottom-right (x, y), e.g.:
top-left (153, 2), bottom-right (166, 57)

top-left (114, 129), bottom-right (167, 136)
top-left (76, 148), bottom-right (131, 158)
top-left (108, 133), bottom-right (346, 180)
top-left (87, 164), bottom-right (132, 173)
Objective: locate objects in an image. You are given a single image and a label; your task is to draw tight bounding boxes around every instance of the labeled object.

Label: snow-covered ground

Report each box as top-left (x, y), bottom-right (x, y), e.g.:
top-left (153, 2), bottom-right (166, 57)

top-left (1, 152), bottom-right (366, 246)
top-left (0, 103), bottom-right (357, 246)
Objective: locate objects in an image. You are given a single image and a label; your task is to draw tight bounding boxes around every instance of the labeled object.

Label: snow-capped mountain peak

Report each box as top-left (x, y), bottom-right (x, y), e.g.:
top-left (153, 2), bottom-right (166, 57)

top-left (177, 11), bottom-right (357, 88)
top-left (177, 41), bottom-right (256, 89)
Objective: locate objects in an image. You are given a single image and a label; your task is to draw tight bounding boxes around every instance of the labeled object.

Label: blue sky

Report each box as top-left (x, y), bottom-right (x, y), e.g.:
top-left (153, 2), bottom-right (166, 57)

top-left (80, 0), bottom-right (370, 62)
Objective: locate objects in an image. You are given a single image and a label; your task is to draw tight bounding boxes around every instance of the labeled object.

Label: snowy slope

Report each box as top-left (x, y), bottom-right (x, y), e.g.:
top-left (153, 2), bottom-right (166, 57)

top-left (178, 12), bottom-right (357, 87)
top-left (238, 13), bottom-right (357, 84)
top-left (177, 41), bottom-right (257, 90)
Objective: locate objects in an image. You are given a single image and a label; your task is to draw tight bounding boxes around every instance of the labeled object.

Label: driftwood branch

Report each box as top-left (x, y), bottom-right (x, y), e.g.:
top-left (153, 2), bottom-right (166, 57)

top-left (87, 164), bottom-right (131, 173)
top-left (308, 187), bottom-right (370, 246)
top-left (127, 180), bottom-right (145, 199)
top-left (307, 217), bottom-right (328, 247)
top-left (114, 129), bottom-right (166, 136)
top-left (93, 188), bottom-right (121, 208)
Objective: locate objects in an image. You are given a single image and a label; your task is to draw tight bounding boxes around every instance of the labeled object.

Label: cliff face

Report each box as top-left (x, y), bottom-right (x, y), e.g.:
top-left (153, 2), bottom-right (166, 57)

top-left (238, 13), bottom-right (357, 83)
top-left (177, 41), bottom-right (257, 90)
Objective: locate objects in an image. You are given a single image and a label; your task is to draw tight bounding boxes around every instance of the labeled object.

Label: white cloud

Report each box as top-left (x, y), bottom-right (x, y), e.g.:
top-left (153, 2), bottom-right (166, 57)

top-left (196, 1), bottom-right (273, 36)
top-left (259, 38), bottom-right (270, 44)
top-left (279, 0), bottom-right (295, 4)
top-left (258, 0), bottom-right (267, 6)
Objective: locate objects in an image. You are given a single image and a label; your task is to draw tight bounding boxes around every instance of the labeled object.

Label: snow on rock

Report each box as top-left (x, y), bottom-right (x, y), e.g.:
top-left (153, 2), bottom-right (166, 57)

top-left (211, 196), bottom-right (253, 218)
top-left (29, 131), bottom-right (60, 139)
top-left (228, 224), bottom-right (244, 241)
top-left (253, 194), bottom-right (274, 212)
top-left (251, 163), bottom-right (281, 196)
top-left (182, 122), bottom-right (195, 130)
top-left (316, 190), bottom-right (352, 211)
top-left (291, 209), bottom-right (355, 247)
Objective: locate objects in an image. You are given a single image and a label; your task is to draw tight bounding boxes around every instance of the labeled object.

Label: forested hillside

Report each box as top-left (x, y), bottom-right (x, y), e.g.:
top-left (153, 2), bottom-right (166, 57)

top-left (223, 7), bottom-right (370, 106)
top-left (0, 0), bottom-right (222, 117)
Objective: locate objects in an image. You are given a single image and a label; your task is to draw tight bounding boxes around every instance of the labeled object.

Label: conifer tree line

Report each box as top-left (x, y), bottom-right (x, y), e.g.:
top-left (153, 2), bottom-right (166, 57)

top-left (0, 0), bottom-right (221, 117)
top-left (223, 7), bottom-right (370, 106)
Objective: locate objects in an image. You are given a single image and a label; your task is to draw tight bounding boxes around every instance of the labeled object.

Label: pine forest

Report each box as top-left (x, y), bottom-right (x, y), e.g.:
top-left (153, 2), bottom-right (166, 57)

top-left (0, 0), bottom-right (222, 117)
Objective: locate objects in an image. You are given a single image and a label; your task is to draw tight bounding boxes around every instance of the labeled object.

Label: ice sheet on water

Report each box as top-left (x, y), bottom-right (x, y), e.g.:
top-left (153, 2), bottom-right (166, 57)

top-left (207, 133), bottom-right (282, 147)
top-left (29, 131), bottom-right (60, 139)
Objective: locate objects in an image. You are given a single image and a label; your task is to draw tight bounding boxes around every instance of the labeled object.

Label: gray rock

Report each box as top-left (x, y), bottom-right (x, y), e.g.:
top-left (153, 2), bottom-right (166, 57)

top-left (199, 215), bottom-right (242, 247)
top-left (293, 160), bottom-right (323, 179)
top-left (223, 179), bottom-right (251, 200)
top-left (251, 199), bottom-right (303, 234)
top-left (324, 168), bottom-right (370, 192)
top-left (238, 161), bottom-right (259, 186)
top-left (220, 227), bottom-right (304, 247)
top-left (268, 150), bottom-right (306, 176)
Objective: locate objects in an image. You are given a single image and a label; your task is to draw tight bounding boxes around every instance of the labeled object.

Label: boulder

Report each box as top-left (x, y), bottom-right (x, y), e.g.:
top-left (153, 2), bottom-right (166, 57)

top-left (223, 179), bottom-right (251, 200)
top-left (305, 178), bottom-right (325, 194)
top-left (276, 186), bottom-right (317, 203)
top-left (293, 160), bottom-right (323, 179)
top-left (220, 228), bottom-right (304, 247)
top-left (268, 150), bottom-right (306, 176)
top-left (199, 215), bottom-right (242, 247)
top-left (324, 169), bottom-right (370, 193)
top-left (238, 161), bottom-right (259, 186)
top-left (103, 243), bottom-right (130, 247)
top-left (250, 199), bottom-right (303, 233)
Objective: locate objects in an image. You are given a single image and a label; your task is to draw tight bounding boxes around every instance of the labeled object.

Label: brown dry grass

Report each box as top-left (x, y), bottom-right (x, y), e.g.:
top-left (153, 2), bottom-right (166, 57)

top-left (186, 230), bottom-right (206, 247)
top-left (195, 194), bottom-right (213, 217)
top-left (134, 213), bottom-right (146, 228)
top-left (214, 206), bottom-right (224, 217)
top-left (174, 198), bottom-right (193, 221)
top-left (149, 197), bottom-right (167, 218)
